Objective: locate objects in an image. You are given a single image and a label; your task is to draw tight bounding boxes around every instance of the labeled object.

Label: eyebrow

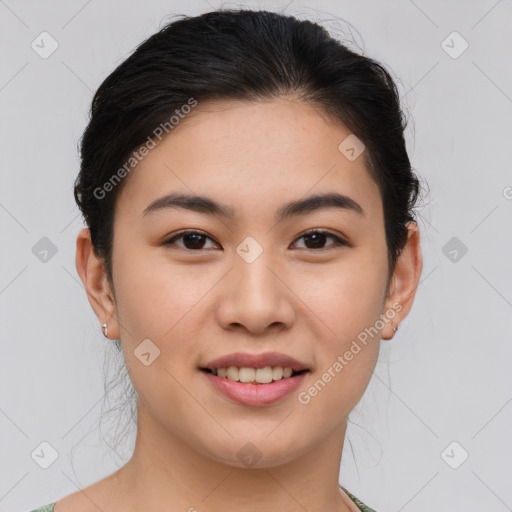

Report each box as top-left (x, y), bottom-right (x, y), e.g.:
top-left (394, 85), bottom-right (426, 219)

top-left (142, 191), bottom-right (365, 221)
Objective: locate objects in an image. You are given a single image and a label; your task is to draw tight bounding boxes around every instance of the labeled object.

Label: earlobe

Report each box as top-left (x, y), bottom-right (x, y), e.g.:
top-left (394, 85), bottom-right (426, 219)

top-left (75, 227), bottom-right (120, 339)
top-left (381, 221), bottom-right (423, 340)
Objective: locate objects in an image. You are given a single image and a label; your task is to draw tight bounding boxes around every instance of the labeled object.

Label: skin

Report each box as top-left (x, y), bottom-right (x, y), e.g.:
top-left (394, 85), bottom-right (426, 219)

top-left (67, 97), bottom-right (422, 512)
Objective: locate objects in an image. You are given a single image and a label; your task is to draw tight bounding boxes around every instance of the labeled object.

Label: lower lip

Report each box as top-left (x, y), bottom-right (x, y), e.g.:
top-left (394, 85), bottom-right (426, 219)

top-left (201, 370), bottom-right (308, 406)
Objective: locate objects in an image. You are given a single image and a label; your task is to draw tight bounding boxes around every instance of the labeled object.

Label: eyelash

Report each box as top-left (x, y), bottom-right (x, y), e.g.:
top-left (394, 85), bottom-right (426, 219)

top-left (162, 229), bottom-right (351, 252)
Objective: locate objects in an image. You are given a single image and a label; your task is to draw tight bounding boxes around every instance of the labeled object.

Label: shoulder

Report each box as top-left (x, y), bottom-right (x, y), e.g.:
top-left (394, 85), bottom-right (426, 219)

top-left (28, 503), bottom-right (56, 512)
top-left (31, 487), bottom-right (377, 512)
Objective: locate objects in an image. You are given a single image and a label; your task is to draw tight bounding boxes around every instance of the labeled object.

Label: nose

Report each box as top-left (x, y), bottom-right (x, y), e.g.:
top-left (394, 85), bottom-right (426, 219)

top-left (215, 251), bottom-right (296, 335)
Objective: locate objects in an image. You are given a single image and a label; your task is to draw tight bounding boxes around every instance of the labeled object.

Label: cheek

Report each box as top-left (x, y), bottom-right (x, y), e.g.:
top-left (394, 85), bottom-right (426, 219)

top-left (111, 252), bottom-right (210, 430)
top-left (293, 256), bottom-right (386, 402)
top-left (111, 248), bottom-right (215, 403)
top-left (112, 242), bottom-right (213, 340)
top-left (298, 255), bottom-right (387, 343)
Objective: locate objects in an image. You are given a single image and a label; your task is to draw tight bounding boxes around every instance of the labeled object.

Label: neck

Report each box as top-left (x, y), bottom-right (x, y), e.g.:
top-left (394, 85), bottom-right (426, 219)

top-left (110, 398), bottom-right (355, 512)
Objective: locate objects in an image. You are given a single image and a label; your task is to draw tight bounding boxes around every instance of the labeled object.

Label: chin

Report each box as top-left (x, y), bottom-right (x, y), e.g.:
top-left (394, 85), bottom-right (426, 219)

top-left (195, 432), bottom-right (310, 469)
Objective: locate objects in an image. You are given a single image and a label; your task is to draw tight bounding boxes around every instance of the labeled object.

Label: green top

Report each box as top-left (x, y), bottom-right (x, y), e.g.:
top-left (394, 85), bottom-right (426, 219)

top-left (29, 487), bottom-right (377, 512)
top-left (341, 486), bottom-right (378, 511)
top-left (29, 505), bottom-right (56, 512)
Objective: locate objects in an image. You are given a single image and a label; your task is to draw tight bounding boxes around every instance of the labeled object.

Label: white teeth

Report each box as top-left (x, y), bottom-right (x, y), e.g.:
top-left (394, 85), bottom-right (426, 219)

top-left (212, 366), bottom-right (298, 384)
top-left (255, 366), bottom-right (273, 383)
top-left (226, 366), bottom-right (239, 381)
top-left (239, 367), bottom-right (255, 382)
top-left (283, 367), bottom-right (293, 378)
top-left (272, 366), bottom-right (283, 380)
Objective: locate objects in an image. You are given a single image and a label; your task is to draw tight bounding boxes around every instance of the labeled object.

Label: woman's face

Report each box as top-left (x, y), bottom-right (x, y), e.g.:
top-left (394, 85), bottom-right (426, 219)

top-left (80, 98), bottom-right (420, 468)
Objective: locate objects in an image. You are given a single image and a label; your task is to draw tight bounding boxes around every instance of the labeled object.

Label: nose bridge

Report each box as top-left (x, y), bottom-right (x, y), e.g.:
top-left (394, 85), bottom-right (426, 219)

top-left (234, 240), bottom-right (279, 308)
top-left (215, 236), bottom-right (295, 333)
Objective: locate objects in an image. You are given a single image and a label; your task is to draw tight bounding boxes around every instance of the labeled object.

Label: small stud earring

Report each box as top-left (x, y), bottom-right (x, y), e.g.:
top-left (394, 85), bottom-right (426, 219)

top-left (393, 324), bottom-right (399, 333)
top-left (101, 322), bottom-right (109, 339)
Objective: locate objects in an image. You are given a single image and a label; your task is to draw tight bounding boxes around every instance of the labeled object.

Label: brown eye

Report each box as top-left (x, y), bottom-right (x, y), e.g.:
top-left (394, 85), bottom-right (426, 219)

top-left (163, 229), bottom-right (350, 252)
top-left (163, 230), bottom-right (219, 250)
top-left (292, 230), bottom-right (349, 250)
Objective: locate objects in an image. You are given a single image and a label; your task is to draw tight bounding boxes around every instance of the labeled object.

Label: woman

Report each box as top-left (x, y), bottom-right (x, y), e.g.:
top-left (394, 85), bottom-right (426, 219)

top-left (30, 8), bottom-right (423, 512)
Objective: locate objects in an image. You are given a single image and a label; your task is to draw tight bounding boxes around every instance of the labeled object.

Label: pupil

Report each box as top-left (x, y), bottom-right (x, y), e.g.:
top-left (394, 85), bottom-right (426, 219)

top-left (185, 233), bottom-right (205, 249)
top-left (306, 233), bottom-right (325, 248)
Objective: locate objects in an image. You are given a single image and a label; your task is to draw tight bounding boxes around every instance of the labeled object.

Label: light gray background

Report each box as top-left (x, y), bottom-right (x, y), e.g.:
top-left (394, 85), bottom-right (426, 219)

top-left (1, 0), bottom-right (511, 511)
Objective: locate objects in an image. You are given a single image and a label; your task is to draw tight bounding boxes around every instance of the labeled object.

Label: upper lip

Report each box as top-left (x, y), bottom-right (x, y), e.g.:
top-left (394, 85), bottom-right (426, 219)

top-left (202, 351), bottom-right (310, 372)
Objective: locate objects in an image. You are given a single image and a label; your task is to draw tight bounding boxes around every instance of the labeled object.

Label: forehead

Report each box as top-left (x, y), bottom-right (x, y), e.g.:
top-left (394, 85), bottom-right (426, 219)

top-left (115, 98), bottom-right (382, 223)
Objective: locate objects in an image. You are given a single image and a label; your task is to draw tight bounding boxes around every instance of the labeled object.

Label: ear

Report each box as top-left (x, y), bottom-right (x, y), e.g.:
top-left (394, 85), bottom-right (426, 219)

top-left (75, 227), bottom-right (120, 340)
top-left (381, 221), bottom-right (423, 340)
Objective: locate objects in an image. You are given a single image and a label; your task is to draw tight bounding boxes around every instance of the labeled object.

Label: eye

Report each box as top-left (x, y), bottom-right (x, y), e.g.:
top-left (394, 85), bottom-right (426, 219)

top-left (291, 229), bottom-right (350, 250)
top-left (163, 230), bottom-right (220, 250)
top-left (162, 229), bottom-right (351, 252)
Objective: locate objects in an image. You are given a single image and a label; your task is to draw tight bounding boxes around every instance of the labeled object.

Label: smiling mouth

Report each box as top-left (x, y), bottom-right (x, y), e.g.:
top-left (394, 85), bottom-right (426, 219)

top-left (200, 366), bottom-right (309, 385)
